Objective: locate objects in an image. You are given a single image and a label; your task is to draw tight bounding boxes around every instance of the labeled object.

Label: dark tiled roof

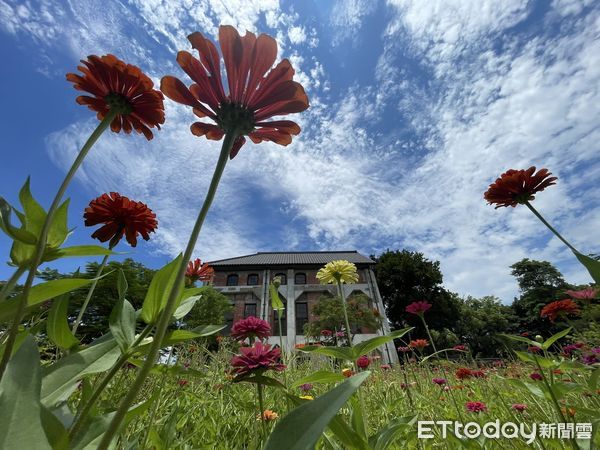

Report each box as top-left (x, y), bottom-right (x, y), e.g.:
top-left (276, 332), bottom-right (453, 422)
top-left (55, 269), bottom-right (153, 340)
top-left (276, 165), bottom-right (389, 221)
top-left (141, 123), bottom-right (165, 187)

top-left (209, 251), bottom-right (375, 266)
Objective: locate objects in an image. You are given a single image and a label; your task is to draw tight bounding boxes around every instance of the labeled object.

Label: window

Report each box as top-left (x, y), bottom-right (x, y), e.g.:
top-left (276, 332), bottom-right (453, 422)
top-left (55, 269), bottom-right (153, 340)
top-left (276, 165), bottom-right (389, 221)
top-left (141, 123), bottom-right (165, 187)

top-left (224, 310), bottom-right (234, 335)
top-left (273, 273), bottom-right (287, 285)
top-left (244, 303), bottom-right (257, 318)
top-left (273, 301), bottom-right (287, 335)
top-left (226, 274), bottom-right (239, 286)
top-left (247, 274), bottom-right (259, 285)
top-left (294, 273), bottom-right (306, 285)
top-left (295, 302), bottom-right (308, 335)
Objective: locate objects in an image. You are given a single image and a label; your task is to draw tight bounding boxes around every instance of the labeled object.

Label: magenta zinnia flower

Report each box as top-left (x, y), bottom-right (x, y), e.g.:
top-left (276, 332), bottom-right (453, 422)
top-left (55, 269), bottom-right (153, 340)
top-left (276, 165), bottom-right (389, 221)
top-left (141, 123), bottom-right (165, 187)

top-left (465, 401), bottom-right (487, 413)
top-left (565, 287), bottom-right (597, 300)
top-left (432, 378), bottom-right (447, 386)
top-left (356, 355), bottom-right (370, 369)
top-left (230, 316), bottom-right (271, 342)
top-left (230, 341), bottom-right (285, 376)
top-left (453, 344), bottom-right (467, 351)
top-left (512, 404), bottom-right (527, 412)
top-left (530, 372), bottom-right (543, 381)
top-left (405, 301), bottom-right (432, 316)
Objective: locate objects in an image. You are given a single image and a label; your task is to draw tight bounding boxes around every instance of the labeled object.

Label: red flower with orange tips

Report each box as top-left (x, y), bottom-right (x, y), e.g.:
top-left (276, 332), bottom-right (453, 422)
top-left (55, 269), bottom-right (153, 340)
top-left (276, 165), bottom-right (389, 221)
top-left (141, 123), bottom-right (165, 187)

top-left (455, 367), bottom-right (473, 380)
top-left (484, 167), bottom-right (557, 208)
top-left (409, 339), bottom-right (429, 351)
top-left (161, 26), bottom-right (309, 159)
top-left (186, 258), bottom-right (214, 284)
top-left (84, 192), bottom-right (157, 248)
top-left (67, 55), bottom-right (165, 140)
top-left (540, 299), bottom-right (581, 322)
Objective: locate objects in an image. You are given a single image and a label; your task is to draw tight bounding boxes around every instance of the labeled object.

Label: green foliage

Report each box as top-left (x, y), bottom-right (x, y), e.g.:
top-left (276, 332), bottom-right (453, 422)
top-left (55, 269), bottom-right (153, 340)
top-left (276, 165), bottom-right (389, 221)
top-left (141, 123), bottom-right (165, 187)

top-left (140, 255), bottom-right (182, 324)
top-left (304, 293), bottom-right (382, 337)
top-left (183, 286), bottom-right (233, 330)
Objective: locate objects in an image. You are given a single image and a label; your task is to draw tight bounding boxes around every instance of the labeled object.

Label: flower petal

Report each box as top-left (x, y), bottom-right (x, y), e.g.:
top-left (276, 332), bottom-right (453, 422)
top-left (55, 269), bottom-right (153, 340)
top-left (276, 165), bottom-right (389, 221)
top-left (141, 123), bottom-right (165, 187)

top-left (188, 32), bottom-right (226, 102)
top-left (219, 25), bottom-right (244, 102)
top-left (243, 33), bottom-right (278, 104)
top-left (190, 122), bottom-right (225, 140)
top-left (229, 136), bottom-right (247, 159)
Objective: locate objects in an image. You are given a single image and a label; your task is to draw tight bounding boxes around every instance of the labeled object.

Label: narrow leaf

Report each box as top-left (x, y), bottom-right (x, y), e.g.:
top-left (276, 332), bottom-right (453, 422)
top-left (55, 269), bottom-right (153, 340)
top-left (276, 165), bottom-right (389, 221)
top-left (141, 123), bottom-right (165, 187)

top-left (290, 370), bottom-right (345, 389)
top-left (541, 327), bottom-right (572, 350)
top-left (0, 197), bottom-right (37, 244)
top-left (351, 328), bottom-right (413, 359)
top-left (117, 269), bottom-right (128, 300)
top-left (298, 345), bottom-right (355, 361)
top-left (265, 371), bottom-right (370, 450)
top-left (47, 199), bottom-right (69, 248)
top-left (173, 295), bottom-right (201, 320)
top-left (270, 283), bottom-right (284, 319)
top-left (47, 295), bottom-right (79, 350)
top-left (140, 255), bottom-right (182, 324)
top-left (19, 177), bottom-right (47, 237)
top-left (574, 251), bottom-right (600, 284)
top-left (54, 245), bottom-right (113, 258)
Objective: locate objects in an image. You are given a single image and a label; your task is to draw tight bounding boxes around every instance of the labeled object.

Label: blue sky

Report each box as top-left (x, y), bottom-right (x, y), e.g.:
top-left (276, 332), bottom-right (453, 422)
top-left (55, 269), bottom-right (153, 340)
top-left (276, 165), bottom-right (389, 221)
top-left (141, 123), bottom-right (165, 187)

top-left (0, 0), bottom-right (598, 303)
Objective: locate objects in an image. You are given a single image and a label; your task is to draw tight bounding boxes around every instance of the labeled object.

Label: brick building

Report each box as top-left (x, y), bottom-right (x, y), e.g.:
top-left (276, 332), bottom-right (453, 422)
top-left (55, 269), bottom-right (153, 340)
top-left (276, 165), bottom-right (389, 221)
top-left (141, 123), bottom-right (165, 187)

top-left (209, 251), bottom-right (398, 364)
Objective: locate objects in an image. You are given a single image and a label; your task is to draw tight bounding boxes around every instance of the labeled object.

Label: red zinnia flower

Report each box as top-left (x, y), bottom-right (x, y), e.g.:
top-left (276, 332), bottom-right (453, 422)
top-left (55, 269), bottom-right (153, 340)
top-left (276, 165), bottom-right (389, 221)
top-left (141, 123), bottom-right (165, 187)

top-left (512, 403), bottom-right (527, 412)
top-left (465, 401), bottom-right (487, 413)
top-left (320, 329), bottom-right (333, 337)
top-left (455, 368), bottom-right (473, 380)
top-left (356, 355), bottom-right (370, 369)
top-left (527, 346), bottom-right (542, 353)
top-left (565, 287), bottom-right (597, 300)
top-left (409, 339), bottom-right (429, 350)
top-left (84, 192), bottom-right (157, 248)
top-left (470, 370), bottom-right (486, 378)
top-left (405, 301), bottom-right (432, 316)
top-left (161, 26), bottom-right (309, 159)
top-left (230, 316), bottom-right (271, 342)
top-left (230, 341), bottom-right (285, 377)
top-left (186, 258), bottom-right (214, 283)
top-left (453, 344), bottom-right (467, 351)
top-left (540, 299), bottom-right (581, 322)
top-left (177, 379), bottom-right (188, 387)
top-left (484, 167), bottom-right (557, 208)
top-left (67, 54), bottom-right (165, 140)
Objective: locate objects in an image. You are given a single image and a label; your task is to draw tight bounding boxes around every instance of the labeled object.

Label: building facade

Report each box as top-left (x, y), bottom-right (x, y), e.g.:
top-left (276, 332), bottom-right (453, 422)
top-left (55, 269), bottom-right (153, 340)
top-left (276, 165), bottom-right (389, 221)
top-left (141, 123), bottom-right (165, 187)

top-left (209, 251), bottom-right (399, 364)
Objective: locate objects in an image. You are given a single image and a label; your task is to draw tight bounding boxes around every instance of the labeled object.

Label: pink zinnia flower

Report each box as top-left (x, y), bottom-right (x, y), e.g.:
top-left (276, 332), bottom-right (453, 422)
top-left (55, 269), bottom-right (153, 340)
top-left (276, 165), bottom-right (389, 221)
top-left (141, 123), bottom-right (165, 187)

top-left (299, 383), bottom-right (313, 391)
top-left (405, 301), bottom-right (432, 316)
top-left (565, 287), bottom-right (597, 300)
top-left (453, 344), bottom-right (467, 351)
top-left (432, 378), bottom-right (447, 386)
top-left (356, 355), bottom-right (370, 369)
top-left (230, 341), bottom-right (285, 376)
top-left (465, 401), bottom-right (487, 413)
top-left (512, 404), bottom-right (527, 412)
top-left (397, 346), bottom-right (411, 353)
top-left (231, 316), bottom-right (271, 342)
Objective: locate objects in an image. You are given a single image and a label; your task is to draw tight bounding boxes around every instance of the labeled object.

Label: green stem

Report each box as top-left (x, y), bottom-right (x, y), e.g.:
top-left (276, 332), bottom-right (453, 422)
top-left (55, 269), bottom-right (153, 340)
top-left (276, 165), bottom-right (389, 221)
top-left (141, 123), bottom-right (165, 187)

top-left (0, 266), bottom-right (27, 304)
top-left (336, 280), bottom-right (353, 349)
top-left (69, 325), bottom-right (152, 440)
top-left (0, 111), bottom-right (117, 381)
top-left (420, 315), bottom-right (438, 353)
top-left (72, 254), bottom-right (110, 334)
top-left (257, 383), bottom-right (267, 439)
top-left (97, 130), bottom-right (238, 449)
top-left (525, 202), bottom-right (579, 254)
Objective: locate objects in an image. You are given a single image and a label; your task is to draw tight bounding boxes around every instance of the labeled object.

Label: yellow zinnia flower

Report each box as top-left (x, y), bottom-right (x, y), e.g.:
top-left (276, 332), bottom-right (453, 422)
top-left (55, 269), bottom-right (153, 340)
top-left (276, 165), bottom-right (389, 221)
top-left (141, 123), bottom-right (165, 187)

top-left (299, 395), bottom-right (314, 400)
top-left (316, 260), bottom-right (359, 284)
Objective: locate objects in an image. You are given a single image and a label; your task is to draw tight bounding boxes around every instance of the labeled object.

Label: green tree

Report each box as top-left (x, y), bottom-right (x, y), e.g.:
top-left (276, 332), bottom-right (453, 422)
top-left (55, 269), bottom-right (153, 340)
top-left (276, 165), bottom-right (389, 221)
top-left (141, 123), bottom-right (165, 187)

top-left (304, 293), bottom-right (382, 340)
top-left (184, 286), bottom-right (233, 329)
top-left (509, 258), bottom-right (572, 335)
top-left (373, 249), bottom-right (461, 335)
top-left (455, 296), bottom-right (517, 357)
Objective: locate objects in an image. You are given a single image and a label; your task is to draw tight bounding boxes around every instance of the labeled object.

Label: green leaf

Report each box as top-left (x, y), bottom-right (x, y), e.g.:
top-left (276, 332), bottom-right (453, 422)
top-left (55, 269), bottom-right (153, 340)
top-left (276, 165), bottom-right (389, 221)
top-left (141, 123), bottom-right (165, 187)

top-left (298, 345), bottom-right (355, 361)
top-left (19, 177), bottom-right (47, 237)
top-left (514, 351), bottom-right (557, 369)
top-left (117, 269), bottom-right (128, 301)
top-left (10, 240), bottom-right (35, 267)
top-left (190, 324), bottom-right (226, 337)
top-left (574, 251), bottom-right (600, 284)
top-left (350, 396), bottom-right (367, 441)
top-left (172, 295), bottom-right (201, 320)
top-left (47, 295), bottom-right (79, 350)
top-left (0, 336), bottom-right (52, 450)
top-left (41, 336), bottom-right (121, 407)
top-left (47, 199), bottom-right (69, 248)
top-left (270, 283), bottom-right (284, 319)
top-left (290, 370), bottom-right (346, 389)
top-left (541, 327), bottom-right (571, 350)
top-left (0, 277), bottom-right (101, 322)
top-left (369, 416), bottom-right (417, 450)
top-left (53, 245), bottom-right (113, 258)
top-left (264, 371), bottom-right (370, 450)
top-left (140, 255), bottom-right (183, 324)
top-left (497, 333), bottom-right (539, 347)
top-left (40, 405), bottom-right (69, 450)
top-left (327, 414), bottom-right (369, 450)
top-left (109, 298), bottom-right (136, 353)
top-left (233, 374), bottom-right (286, 389)
top-left (589, 368), bottom-right (600, 390)
top-left (351, 328), bottom-right (413, 359)
top-left (0, 197), bottom-right (37, 244)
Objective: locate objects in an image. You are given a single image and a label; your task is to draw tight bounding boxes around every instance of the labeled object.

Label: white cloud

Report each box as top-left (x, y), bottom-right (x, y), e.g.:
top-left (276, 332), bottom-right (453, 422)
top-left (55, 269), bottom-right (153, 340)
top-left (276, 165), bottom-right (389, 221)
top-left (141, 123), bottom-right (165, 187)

top-left (288, 25), bottom-right (306, 44)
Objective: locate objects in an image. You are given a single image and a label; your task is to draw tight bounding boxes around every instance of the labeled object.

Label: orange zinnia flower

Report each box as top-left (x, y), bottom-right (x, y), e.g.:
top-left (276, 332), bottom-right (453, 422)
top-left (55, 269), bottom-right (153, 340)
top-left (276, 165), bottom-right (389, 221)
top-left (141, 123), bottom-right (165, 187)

top-left (67, 55), bottom-right (165, 140)
top-left (84, 192), bottom-right (158, 248)
top-left (484, 167), bottom-right (557, 208)
top-left (409, 339), bottom-right (429, 350)
top-left (185, 258), bottom-right (214, 284)
top-left (161, 25), bottom-right (309, 159)
top-left (540, 299), bottom-right (581, 322)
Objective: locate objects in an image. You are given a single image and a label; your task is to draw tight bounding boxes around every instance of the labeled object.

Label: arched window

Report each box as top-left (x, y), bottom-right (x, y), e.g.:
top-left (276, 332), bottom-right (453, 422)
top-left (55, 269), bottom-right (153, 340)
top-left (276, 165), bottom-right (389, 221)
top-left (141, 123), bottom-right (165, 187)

top-left (247, 274), bottom-right (259, 285)
top-left (273, 273), bottom-right (287, 285)
top-left (226, 274), bottom-right (239, 286)
top-left (294, 273), bottom-right (306, 285)
top-left (295, 301), bottom-right (308, 335)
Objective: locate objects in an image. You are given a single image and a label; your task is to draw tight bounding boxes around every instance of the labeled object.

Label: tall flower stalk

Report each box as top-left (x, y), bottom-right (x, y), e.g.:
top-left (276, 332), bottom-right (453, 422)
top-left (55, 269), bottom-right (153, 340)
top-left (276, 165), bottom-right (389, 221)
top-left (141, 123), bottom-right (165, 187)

top-left (0, 54), bottom-right (164, 380)
top-left (98, 25), bottom-right (308, 447)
